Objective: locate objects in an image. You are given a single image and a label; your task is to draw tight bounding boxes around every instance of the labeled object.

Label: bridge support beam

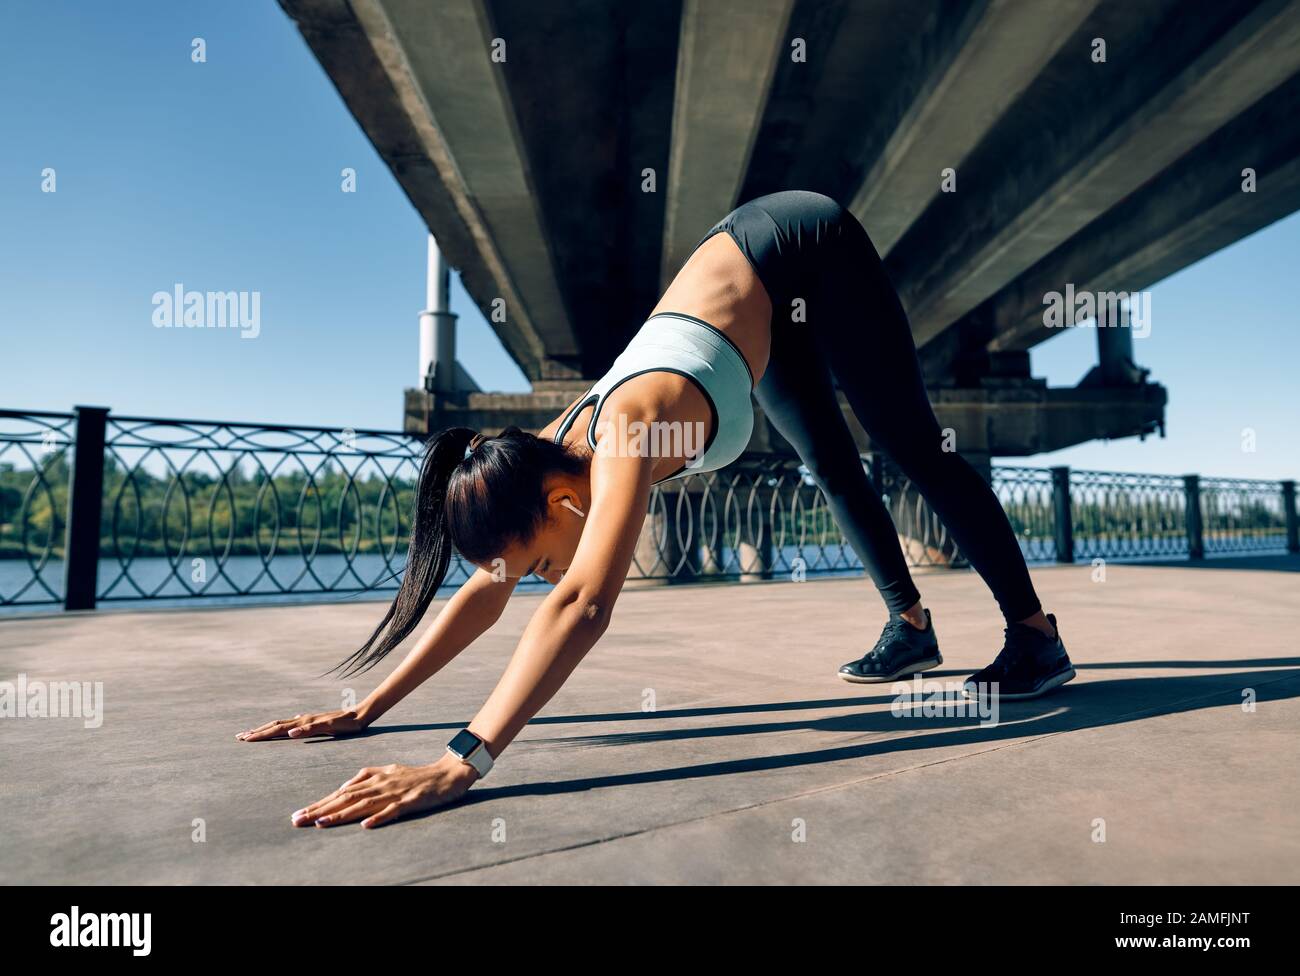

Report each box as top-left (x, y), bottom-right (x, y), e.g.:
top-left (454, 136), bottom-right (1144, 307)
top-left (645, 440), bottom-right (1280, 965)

top-left (852, 0), bottom-right (1100, 256)
top-left (894, 0), bottom-right (1300, 348)
top-left (984, 71), bottom-right (1300, 353)
top-left (660, 0), bottom-right (794, 286)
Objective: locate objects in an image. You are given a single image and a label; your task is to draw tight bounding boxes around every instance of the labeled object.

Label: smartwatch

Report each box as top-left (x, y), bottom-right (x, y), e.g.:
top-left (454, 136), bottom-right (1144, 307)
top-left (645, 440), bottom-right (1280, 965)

top-left (446, 729), bottom-right (495, 779)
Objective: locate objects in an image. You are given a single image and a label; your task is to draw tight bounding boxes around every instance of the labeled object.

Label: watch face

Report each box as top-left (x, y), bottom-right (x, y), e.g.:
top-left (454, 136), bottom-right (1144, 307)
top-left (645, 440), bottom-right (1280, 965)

top-left (447, 729), bottom-right (482, 759)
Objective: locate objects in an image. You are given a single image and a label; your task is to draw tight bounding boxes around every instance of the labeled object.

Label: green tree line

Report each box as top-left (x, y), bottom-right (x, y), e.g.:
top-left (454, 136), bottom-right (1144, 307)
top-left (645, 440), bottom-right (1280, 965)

top-left (0, 455), bottom-right (418, 559)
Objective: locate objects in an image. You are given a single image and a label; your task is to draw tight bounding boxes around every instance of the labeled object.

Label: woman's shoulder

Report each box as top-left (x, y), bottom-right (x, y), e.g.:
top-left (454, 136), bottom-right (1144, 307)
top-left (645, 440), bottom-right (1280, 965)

top-left (538, 388), bottom-right (595, 444)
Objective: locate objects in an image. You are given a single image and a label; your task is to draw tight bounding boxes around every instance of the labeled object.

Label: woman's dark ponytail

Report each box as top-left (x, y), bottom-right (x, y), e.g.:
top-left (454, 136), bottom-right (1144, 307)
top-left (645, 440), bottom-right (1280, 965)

top-left (330, 424), bottom-right (589, 676)
top-left (329, 426), bottom-right (477, 677)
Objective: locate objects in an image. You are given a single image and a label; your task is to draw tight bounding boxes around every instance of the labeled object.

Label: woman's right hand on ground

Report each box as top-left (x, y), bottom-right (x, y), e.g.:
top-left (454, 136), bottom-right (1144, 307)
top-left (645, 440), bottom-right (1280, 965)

top-left (236, 709), bottom-right (368, 742)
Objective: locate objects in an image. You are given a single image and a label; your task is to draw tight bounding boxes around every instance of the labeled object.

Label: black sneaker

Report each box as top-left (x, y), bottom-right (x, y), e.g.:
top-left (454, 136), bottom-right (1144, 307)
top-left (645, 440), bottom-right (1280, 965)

top-left (963, 613), bottom-right (1076, 701)
top-left (839, 609), bottom-right (942, 683)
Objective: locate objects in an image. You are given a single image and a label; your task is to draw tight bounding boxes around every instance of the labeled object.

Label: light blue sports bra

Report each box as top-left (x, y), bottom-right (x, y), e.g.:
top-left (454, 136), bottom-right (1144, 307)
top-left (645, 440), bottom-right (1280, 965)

top-left (552, 312), bottom-right (755, 484)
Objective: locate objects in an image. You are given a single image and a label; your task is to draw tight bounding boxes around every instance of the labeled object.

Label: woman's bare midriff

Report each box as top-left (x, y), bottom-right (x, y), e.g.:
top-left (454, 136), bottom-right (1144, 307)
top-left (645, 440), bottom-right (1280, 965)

top-left (651, 232), bottom-right (772, 383)
top-left (542, 232), bottom-right (773, 484)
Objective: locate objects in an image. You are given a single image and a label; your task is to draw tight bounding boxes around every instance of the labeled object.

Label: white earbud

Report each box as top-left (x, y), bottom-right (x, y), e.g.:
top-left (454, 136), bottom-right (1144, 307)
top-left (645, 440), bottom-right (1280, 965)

top-left (560, 499), bottom-right (585, 519)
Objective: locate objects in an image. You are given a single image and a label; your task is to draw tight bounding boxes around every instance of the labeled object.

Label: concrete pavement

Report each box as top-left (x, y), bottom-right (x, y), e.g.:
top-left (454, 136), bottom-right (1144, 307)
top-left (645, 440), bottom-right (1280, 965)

top-left (2, 557), bottom-right (1298, 884)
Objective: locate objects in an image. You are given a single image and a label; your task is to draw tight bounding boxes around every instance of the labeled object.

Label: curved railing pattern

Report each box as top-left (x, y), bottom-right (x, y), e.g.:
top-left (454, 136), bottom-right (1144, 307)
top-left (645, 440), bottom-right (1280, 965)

top-left (1199, 476), bottom-right (1291, 554)
top-left (1, 407), bottom-right (1295, 609)
top-left (1068, 468), bottom-right (1190, 561)
top-left (0, 410), bottom-right (75, 605)
top-left (95, 415), bottom-right (434, 602)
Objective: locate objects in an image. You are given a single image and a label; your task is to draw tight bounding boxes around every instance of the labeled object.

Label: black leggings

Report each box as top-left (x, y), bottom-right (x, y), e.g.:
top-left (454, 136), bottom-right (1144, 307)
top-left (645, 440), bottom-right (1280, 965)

top-left (696, 190), bottom-right (1041, 623)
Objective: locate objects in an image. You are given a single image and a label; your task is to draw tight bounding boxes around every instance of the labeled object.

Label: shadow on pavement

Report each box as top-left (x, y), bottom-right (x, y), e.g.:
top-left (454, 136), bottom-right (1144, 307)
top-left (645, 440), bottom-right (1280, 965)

top-left (448, 667), bottom-right (1300, 807)
top-left (338, 660), bottom-right (1300, 743)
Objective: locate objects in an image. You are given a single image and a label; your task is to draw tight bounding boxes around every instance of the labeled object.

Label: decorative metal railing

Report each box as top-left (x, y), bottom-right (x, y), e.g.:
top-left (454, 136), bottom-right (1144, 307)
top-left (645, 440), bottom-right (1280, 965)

top-left (95, 413), bottom-right (434, 604)
top-left (1067, 468), bottom-right (1191, 561)
top-left (0, 410), bottom-right (75, 605)
top-left (988, 465), bottom-right (1058, 565)
top-left (2, 407), bottom-right (1297, 610)
top-left (1199, 476), bottom-right (1294, 555)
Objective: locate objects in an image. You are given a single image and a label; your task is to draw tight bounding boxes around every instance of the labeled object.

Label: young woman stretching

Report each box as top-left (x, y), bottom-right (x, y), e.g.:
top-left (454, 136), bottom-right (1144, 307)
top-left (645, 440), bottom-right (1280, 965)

top-left (238, 190), bottom-right (1076, 829)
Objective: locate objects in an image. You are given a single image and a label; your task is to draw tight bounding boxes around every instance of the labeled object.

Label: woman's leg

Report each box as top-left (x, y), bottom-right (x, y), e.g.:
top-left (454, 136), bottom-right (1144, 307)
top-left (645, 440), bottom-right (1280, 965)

top-left (754, 322), bottom-right (944, 681)
top-left (794, 200), bottom-right (1044, 625)
top-left (753, 313), bottom-right (923, 618)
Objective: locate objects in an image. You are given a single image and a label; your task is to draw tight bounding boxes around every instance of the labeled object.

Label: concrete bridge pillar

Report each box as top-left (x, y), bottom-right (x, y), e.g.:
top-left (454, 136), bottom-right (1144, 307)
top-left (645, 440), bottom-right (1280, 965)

top-left (695, 488), bottom-right (725, 577)
top-left (737, 487), bottom-right (774, 582)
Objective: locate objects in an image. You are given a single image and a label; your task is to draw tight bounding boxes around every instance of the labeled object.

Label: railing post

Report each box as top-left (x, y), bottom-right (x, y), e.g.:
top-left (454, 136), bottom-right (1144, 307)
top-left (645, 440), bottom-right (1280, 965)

top-left (63, 406), bottom-right (109, 610)
top-left (1283, 480), bottom-right (1299, 554)
top-left (1050, 466), bottom-right (1074, 563)
top-left (1183, 474), bottom-right (1204, 560)
top-left (739, 486), bottom-right (773, 582)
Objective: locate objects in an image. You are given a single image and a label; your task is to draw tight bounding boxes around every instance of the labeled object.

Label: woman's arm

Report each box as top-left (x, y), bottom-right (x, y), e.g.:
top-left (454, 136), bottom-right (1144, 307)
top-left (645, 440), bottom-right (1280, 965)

top-left (239, 566), bottom-right (517, 742)
top-left (354, 565), bottom-right (519, 726)
top-left (291, 452), bottom-right (653, 828)
top-left (465, 451), bottom-right (652, 757)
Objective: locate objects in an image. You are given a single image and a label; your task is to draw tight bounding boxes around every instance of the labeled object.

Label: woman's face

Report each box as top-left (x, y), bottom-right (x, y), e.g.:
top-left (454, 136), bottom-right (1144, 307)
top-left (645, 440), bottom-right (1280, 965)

top-left (477, 482), bottom-right (589, 584)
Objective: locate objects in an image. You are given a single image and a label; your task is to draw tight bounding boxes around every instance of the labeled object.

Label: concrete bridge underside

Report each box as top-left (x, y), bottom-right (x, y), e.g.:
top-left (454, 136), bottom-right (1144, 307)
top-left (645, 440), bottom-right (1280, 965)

top-left (279, 0), bottom-right (1300, 459)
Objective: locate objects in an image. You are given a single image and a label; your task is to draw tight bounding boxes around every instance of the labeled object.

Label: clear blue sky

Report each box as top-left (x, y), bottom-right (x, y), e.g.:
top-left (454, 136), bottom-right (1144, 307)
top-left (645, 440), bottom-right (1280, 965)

top-left (1, 1), bottom-right (1296, 480)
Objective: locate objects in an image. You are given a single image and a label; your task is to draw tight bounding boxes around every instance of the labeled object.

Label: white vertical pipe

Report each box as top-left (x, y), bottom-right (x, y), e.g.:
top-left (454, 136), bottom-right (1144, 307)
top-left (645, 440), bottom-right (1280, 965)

top-left (419, 233), bottom-right (458, 392)
top-left (418, 234), bottom-right (436, 389)
top-left (430, 236), bottom-right (450, 312)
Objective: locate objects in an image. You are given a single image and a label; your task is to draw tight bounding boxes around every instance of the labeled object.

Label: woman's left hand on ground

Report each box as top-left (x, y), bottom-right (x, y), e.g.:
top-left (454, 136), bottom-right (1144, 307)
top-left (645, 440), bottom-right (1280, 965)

top-left (291, 756), bottom-right (477, 829)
